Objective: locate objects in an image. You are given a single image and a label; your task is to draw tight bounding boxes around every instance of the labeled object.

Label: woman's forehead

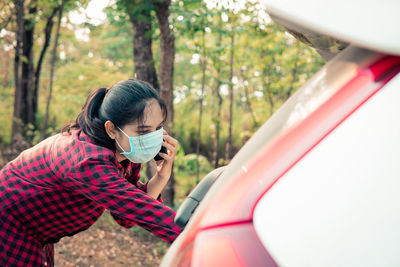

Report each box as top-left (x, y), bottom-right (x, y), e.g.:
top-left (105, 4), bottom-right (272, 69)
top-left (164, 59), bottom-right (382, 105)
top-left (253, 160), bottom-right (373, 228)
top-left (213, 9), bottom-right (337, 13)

top-left (125, 100), bottom-right (164, 130)
top-left (142, 100), bottom-right (164, 124)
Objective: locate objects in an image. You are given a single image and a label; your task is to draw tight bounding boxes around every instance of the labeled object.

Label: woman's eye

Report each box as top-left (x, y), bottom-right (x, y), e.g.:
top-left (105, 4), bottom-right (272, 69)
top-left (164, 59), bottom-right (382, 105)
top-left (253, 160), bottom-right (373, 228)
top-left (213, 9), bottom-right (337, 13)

top-left (138, 126), bottom-right (162, 135)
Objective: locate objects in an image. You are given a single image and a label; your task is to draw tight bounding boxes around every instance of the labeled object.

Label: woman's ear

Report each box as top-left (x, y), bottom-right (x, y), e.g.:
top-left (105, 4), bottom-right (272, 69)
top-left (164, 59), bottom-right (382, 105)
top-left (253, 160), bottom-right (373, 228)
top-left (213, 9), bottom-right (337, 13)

top-left (104, 120), bottom-right (117, 139)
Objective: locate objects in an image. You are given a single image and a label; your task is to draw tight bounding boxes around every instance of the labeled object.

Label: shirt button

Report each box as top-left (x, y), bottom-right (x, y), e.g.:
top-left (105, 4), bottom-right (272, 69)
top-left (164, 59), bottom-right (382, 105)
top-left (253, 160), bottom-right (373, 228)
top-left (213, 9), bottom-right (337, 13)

top-left (44, 262), bottom-right (48, 266)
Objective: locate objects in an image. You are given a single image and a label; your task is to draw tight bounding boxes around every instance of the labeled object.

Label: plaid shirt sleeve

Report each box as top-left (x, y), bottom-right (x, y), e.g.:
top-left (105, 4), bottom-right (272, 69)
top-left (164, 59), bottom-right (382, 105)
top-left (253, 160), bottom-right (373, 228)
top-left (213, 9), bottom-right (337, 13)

top-left (110, 163), bottom-right (163, 228)
top-left (66, 151), bottom-right (181, 243)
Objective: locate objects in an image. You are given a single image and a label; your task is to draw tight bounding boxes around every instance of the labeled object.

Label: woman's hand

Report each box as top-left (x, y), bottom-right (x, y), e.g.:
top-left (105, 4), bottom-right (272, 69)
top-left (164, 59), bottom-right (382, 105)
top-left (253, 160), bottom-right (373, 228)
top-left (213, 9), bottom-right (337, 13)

top-left (155, 130), bottom-right (179, 179)
top-left (147, 130), bottom-right (179, 199)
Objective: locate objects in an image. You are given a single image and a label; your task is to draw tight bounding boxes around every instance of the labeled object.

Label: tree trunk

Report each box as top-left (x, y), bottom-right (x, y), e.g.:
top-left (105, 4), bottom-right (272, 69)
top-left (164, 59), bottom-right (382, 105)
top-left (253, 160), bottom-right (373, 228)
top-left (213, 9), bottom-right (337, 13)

top-left (213, 25), bottom-right (223, 168)
top-left (214, 85), bottom-right (223, 167)
top-left (285, 43), bottom-right (301, 99)
top-left (41, 2), bottom-right (63, 141)
top-left (33, 6), bottom-right (59, 118)
top-left (129, 6), bottom-right (159, 91)
top-left (155, 0), bottom-right (174, 132)
top-left (155, 0), bottom-right (176, 206)
top-left (11, 0), bottom-right (25, 142)
top-left (225, 30), bottom-right (235, 160)
top-left (286, 62), bottom-right (298, 99)
top-left (126, 1), bottom-right (160, 185)
top-left (240, 68), bottom-right (257, 128)
top-left (21, 0), bottom-right (37, 127)
top-left (261, 56), bottom-right (274, 116)
top-left (196, 26), bottom-right (206, 183)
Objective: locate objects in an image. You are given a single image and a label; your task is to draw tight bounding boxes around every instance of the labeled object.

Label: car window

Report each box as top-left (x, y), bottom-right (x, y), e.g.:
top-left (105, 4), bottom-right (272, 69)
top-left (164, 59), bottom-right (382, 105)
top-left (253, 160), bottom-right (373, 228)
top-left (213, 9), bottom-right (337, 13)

top-left (253, 72), bottom-right (400, 267)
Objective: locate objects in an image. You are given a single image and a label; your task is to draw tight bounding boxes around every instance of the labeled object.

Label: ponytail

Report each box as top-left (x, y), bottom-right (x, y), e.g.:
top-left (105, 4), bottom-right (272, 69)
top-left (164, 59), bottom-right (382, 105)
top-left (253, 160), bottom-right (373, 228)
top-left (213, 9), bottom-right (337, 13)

top-left (61, 87), bottom-right (115, 149)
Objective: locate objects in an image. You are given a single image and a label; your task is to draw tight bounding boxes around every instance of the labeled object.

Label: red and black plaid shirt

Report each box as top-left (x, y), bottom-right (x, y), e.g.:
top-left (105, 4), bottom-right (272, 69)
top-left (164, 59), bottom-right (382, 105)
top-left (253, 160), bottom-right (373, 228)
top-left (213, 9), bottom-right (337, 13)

top-left (0, 129), bottom-right (181, 266)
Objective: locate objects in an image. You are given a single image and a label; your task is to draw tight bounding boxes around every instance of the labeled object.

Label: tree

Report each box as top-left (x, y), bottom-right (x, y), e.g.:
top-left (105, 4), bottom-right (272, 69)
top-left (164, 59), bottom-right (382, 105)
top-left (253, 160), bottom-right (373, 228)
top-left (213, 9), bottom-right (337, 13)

top-left (154, 0), bottom-right (176, 205)
top-left (155, 0), bottom-right (174, 130)
top-left (112, 0), bottom-right (160, 199)
top-left (41, 1), bottom-right (64, 140)
top-left (211, 19), bottom-right (223, 168)
top-left (121, 0), bottom-right (159, 90)
top-left (195, 17), bottom-right (206, 183)
top-left (116, 0), bottom-right (176, 206)
top-left (33, 6), bottom-right (60, 119)
top-left (11, 0), bottom-right (25, 142)
top-left (9, 0), bottom-right (85, 142)
top-left (225, 20), bottom-right (235, 161)
top-left (239, 67), bottom-right (258, 128)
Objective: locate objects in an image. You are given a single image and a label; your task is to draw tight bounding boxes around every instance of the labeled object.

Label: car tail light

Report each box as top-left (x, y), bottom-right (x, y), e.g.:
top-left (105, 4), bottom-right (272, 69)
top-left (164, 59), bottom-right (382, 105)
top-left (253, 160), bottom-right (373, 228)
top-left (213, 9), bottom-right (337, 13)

top-left (170, 222), bottom-right (277, 267)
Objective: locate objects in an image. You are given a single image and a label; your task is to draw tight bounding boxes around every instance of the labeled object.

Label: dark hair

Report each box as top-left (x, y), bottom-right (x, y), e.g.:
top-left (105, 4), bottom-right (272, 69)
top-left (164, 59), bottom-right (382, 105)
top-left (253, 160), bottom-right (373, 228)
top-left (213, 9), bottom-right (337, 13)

top-left (61, 79), bottom-right (167, 150)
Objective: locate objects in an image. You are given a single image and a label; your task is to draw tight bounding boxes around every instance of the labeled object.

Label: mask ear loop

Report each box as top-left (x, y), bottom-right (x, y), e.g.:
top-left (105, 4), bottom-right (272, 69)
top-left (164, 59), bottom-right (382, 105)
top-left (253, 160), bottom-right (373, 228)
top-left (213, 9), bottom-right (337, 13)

top-left (115, 126), bottom-right (130, 153)
top-left (115, 138), bottom-right (127, 153)
top-left (117, 126), bottom-right (130, 137)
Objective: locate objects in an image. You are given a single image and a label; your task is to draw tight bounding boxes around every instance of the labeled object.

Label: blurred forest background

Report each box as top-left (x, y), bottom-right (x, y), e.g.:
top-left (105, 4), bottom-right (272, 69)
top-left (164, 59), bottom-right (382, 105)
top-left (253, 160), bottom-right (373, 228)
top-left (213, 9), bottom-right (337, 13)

top-left (0, 0), bottom-right (325, 265)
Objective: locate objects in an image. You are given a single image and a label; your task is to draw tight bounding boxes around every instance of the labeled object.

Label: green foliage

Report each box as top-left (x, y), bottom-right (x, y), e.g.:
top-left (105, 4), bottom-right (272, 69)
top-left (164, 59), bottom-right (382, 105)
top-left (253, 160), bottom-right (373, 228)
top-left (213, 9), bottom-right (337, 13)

top-left (0, 0), bottom-right (325, 175)
top-left (173, 146), bottom-right (213, 202)
top-left (39, 50), bottom-right (132, 134)
top-left (176, 150), bottom-right (212, 176)
top-left (169, 1), bottom-right (324, 163)
top-left (0, 86), bottom-right (13, 145)
top-left (101, 5), bottom-right (134, 62)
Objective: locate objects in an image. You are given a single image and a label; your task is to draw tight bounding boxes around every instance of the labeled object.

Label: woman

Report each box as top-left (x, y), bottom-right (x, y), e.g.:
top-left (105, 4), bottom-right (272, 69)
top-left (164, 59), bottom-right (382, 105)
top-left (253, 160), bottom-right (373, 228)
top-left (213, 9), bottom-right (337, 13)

top-left (0, 79), bottom-right (182, 266)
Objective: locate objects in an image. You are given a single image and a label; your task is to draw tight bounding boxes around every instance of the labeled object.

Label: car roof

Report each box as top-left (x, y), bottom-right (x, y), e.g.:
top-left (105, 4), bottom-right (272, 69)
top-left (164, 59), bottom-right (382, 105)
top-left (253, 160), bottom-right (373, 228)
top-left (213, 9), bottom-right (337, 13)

top-left (261, 0), bottom-right (400, 56)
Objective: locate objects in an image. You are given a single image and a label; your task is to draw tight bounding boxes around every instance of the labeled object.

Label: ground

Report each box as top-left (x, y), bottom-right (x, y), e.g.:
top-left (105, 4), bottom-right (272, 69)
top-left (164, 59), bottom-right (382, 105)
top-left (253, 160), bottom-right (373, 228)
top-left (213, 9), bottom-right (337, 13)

top-left (54, 212), bottom-right (168, 267)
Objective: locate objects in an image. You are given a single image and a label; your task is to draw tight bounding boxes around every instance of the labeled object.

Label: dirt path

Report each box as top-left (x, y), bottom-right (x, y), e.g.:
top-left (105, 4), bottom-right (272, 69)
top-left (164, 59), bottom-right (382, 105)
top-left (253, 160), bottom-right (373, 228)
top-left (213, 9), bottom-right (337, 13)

top-left (54, 212), bottom-right (168, 267)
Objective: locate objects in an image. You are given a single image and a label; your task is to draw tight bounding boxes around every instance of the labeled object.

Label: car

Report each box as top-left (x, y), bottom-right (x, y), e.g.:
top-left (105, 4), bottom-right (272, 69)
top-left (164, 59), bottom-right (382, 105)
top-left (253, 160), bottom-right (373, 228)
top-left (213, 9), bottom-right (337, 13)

top-left (161, 0), bottom-right (400, 266)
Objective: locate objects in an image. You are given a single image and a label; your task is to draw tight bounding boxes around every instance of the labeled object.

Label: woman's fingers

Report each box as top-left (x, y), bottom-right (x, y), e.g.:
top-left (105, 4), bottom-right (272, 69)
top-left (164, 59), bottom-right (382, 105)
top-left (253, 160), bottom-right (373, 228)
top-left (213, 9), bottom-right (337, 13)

top-left (158, 150), bottom-right (172, 161)
top-left (162, 131), bottom-right (179, 147)
top-left (160, 130), bottom-right (179, 163)
top-left (155, 159), bottom-right (164, 166)
top-left (167, 135), bottom-right (178, 144)
top-left (164, 136), bottom-right (179, 149)
top-left (157, 130), bottom-right (177, 178)
top-left (162, 141), bottom-right (176, 156)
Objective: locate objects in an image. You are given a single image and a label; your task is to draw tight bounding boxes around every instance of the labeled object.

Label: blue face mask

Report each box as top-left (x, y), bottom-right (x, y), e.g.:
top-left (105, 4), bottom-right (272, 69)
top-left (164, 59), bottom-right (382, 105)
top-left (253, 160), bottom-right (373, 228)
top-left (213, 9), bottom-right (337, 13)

top-left (115, 127), bottom-right (164, 163)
